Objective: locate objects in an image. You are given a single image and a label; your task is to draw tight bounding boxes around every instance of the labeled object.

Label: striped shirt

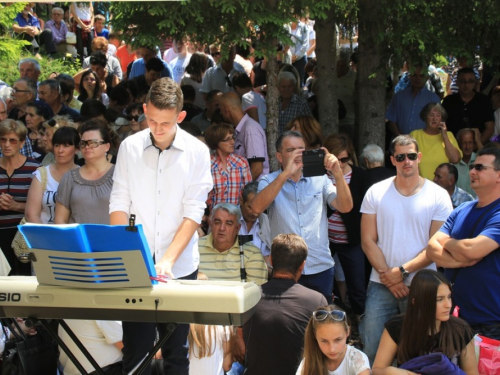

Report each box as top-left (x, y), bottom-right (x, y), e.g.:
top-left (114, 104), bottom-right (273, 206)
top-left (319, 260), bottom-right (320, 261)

top-left (0, 158), bottom-right (39, 229)
top-left (207, 153), bottom-right (252, 212)
top-left (328, 171), bottom-right (352, 243)
top-left (198, 233), bottom-right (268, 285)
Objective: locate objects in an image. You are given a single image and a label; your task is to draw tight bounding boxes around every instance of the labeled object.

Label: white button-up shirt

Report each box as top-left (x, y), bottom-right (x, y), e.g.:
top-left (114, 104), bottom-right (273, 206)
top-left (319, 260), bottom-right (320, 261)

top-left (110, 127), bottom-right (213, 278)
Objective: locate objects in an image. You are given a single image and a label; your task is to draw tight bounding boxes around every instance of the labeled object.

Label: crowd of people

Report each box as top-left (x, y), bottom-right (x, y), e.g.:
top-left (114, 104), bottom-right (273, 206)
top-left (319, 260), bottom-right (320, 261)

top-left (1, 3), bottom-right (500, 375)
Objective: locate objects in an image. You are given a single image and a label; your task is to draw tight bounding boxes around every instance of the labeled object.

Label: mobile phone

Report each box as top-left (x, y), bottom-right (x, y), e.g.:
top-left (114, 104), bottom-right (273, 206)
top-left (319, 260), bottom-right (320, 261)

top-left (302, 149), bottom-right (326, 177)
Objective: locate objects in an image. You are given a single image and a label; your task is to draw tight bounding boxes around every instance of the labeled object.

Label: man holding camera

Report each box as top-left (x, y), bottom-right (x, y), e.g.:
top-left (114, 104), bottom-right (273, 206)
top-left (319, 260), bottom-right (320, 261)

top-left (250, 130), bottom-right (353, 302)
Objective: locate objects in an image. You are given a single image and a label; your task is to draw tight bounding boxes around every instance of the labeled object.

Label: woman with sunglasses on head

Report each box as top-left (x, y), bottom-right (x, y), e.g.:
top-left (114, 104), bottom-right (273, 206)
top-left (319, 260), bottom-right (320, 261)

top-left (323, 133), bottom-right (368, 318)
top-left (410, 103), bottom-right (461, 180)
top-left (77, 69), bottom-right (109, 106)
top-left (372, 270), bottom-right (477, 375)
top-left (297, 305), bottom-right (370, 375)
top-left (204, 123), bottom-right (252, 214)
top-left (0, 119), bottom-right (39, 275)
top-left (25, 100), bottom-right (54, 161)
top-left (26, 127), bottom-right (80, 226)
top-left (55, 119), bottom-right (114, 225)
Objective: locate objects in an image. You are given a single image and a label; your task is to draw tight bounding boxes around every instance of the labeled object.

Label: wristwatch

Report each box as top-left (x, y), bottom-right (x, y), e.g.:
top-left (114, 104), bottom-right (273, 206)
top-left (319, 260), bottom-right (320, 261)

top-left (399, 265), bottom-right (409, 279)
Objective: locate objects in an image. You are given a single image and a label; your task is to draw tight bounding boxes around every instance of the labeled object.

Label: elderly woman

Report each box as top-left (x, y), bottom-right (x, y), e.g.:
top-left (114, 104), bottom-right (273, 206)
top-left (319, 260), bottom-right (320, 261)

top-left (285, 115), bottom-right (323, 150)
top-left (26, 127), bottom-right (80, 225)
top-left (0, 119), bottom-right (39, 275)
top-left (38, 115), bottom-right (76, 166)
top-left (25, 100), bottom-right (54, 161)
top-left (410, 103), bottom-right (461, 180)
top-left (205, 123), bottom-right (252, 213)
top-left (323, 133), bottom-right (368, 316)
top-left (55, 119), bottom-right (114, 224)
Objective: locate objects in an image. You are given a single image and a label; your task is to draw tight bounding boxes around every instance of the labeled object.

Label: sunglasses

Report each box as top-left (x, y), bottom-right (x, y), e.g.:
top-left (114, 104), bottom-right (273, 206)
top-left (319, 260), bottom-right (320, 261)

top-left (128, 115), bottom-right (140, 122)
top-left (0, 137), bottom-right (20, 145)
top-left (80, 139), bottom-right (106, 148)
top-left (313, 309), bottom-right (346, 322)
top-left (468, 164), bottom-right (500, 171)
top-left (394, 153), bottom-right (418, 162)
top-left (338, 156), bottom-right (350, 164)
top-left (211, 52), bottom-right (221, 57)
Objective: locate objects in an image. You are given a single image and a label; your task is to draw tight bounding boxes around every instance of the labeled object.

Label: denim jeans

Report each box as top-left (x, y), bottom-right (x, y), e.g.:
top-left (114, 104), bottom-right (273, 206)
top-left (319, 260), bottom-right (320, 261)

top-left (359, 281), bottom-right (408, 365)
top-left (122, 269), bottom-right (198, 375)
top-left (298, 266), bottom-right (334, 304)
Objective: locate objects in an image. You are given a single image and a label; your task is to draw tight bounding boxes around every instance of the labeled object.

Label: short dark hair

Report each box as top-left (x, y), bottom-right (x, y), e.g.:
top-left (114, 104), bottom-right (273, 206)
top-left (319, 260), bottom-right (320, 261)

top-left (179, 121), bottom-right (202, 138)
top-left (80, 99), bottom-right (107, 120)
top-left (390, 135), bottom-right (419, 155)
top-left (181, 85), bottom-right (196, 102)
top-left (145, 57), bottom-right (164, 73)
top-left (477, 147), bottom-right (500, 170)
top-left (16, 78), bottom-right (37, 98)
top-left (146, 78), bottom-right (183, 112)
top-left (276, 130), bottom-right (303, 152)
top-left (78, 118), bottom-right (111, 144)
top-left (109, 85), bottom-right (132, 107)
top-left (241, 181), bottom-right (259, 203)
top-left (55, 74), bottom-right (76, 92)
top-left (52, 126), bottom-right (80, 147)
top-left (232, 72), bottom-right (252, 89)
top-left (206, 89), bottom-right (222, 103)
top-left (436, 162), bottom-right (458, 183)
top-left (89, 51), bottom-right (107, 68)
top-left (270, 234), bottom-right (308, 274)
top-left (204, 123), bottom-right (234, 150)
top-left (39, 79), bottom-right (61, 96)
top-left (457, 67), bottom-right (476, 80)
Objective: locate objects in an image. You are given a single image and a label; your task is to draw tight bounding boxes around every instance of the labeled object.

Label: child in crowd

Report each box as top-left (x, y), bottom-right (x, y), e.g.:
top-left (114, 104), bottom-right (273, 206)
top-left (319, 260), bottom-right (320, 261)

top-left (296, 305), bottom-right (370, 375)
top-left (372, 269), bottom-right (477, 375)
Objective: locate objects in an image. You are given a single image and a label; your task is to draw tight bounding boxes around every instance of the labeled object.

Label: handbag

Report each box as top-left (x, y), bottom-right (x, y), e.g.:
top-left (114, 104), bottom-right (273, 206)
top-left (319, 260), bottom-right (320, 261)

top-left (1, 319), bottom-right (58, 375)
top-left (11, 167), bottom-right (47, 263)
top-left (477, 335), bottom-right (500, 375)
top-left (66, 31), bottom-right (77, 44)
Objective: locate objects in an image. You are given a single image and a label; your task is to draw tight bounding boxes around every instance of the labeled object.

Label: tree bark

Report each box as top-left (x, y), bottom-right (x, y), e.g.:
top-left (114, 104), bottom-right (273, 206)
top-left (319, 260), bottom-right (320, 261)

top-left (315, 7), bottom-right (338, 136)
top-left (266, 57), bottom-right (280, 172)
top-left (356, 0), bottom-right (387, 152)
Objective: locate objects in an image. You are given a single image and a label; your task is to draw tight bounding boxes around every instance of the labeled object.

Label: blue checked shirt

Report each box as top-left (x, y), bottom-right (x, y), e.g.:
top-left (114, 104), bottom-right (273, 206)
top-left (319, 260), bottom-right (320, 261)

top-left (278, 94), bottom-right (312, 135)
top-left (258, 170), bottom-right (336, 275)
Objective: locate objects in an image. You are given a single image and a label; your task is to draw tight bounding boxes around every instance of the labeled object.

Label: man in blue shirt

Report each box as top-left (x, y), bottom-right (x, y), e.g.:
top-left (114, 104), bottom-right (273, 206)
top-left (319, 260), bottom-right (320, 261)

top-left (128, 46), bottom-right (173, 80)
top-left (13, 4), bottom-right (56, 56)
top-left (94, 14), bottom-right (109, 39)
top-left (387, 64), bottom-right (440, 136)
top-left (250, 131), bottom-right (353, 302)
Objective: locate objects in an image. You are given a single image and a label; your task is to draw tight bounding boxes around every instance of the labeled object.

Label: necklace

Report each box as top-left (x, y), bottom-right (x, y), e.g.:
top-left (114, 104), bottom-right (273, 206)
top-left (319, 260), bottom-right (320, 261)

top-left (395, 177), bottom-right (422, 197)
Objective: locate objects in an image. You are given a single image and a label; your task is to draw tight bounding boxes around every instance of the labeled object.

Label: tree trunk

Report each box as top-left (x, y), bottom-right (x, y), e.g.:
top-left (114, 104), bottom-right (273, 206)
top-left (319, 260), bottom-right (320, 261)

top-left (356, 0), bottom-right (387, 152)
top-left (266, 57), bottom-right (280, 172)
top-left (315, 7), bottom-right (338, 136)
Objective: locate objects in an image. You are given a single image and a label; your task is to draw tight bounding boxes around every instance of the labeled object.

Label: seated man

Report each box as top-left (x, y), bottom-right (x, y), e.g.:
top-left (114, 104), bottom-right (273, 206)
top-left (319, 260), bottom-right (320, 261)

top-left (93, 14), bottom-right (109, 39)
top-left (239, 181), bottom-right (271, 267)
top-left (128, 46), bottom-right (173, 80)
top-left (454, 128), bottom-right (483, 197)
top-left (58, 320), bottom-right (123, 375)
top-left (44, 7), bottom-right (72, 55)
top-left (433, 163), bottom-right (474, 208)
top-left (131, 57), bottom-right (163, 98)
top-left (243, 234), bottom-right (327, 375)
top-left (198, 203), bottom-right (268, 285)
top-left (13, 4), bottom-right (56, 57)
top-left (38, 79), bottom-right (82, 122)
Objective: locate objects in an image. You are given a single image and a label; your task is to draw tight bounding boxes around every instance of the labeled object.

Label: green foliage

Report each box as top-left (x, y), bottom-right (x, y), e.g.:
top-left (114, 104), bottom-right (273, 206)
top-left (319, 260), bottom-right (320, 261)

top-left (0, 3), bottom-right (30, 65)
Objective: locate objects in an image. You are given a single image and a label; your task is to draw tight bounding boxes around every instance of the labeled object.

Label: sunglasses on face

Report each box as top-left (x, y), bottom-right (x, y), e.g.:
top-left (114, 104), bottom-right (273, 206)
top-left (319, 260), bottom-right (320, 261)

top-left (338, 156), bottom-right (350, 164)
top-left (80, 139), bottom-right (106, 148)
top-left (128, 115), bottom-right (140, 122)
top-left (211, 52), bottom-right (221, 57)
top-left (468, 163), bottom-right (500, 171)
top-left (313, 309), bottom-right (346, 322)
top-left (394, 152), bottom-right (418, 162)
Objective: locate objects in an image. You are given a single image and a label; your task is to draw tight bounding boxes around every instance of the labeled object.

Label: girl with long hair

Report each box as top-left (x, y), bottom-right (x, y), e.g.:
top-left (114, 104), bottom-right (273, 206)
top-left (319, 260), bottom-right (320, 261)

top-left (372, 269), bottom-right (477, 375)
top-left (78, 69), bottom-right (108, 106)
top-left (188, 324), bottom-right (232, 375)
top-left (297, 305), bottom-right (370, 375)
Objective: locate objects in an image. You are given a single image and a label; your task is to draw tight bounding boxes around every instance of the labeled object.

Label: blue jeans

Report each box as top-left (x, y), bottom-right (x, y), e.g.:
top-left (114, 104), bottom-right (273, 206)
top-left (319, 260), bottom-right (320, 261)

top-left (122, 269), bottom-right (198, 375)
top-left (298, 266), bottom-right (334, 304)
top-left (359, 281), bottom-right (408, 365)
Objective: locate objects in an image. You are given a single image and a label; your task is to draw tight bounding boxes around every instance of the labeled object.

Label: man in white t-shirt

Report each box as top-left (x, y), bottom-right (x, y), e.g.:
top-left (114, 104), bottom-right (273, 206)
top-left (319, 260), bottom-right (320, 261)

top-left (359, 135), bottom-right (452, 364)
top-left (59, 320), bottom-right (123, 375)
top-left (169, 38), bottom-right (192, 84)
top-left (232, 72), bottom-right (267, 129)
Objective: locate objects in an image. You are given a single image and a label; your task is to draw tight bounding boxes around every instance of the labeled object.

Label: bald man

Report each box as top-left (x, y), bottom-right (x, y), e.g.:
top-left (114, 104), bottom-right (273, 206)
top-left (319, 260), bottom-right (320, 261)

top-left (219, 92), bottom-right (269, 180)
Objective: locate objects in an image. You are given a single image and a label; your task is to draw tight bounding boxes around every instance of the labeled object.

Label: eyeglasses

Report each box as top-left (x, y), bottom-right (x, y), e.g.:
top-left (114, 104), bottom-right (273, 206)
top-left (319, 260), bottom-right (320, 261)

top-left (338, 156), bottom-right (350, 164)
top-left (221, 134), bottom-right (236, 142)
top-left (211, 52), bottom-right (221, 57)
top-left (394, 153), bottom-right (418, 162)
top-left (12, 88), bottom-right (30, 94)
top-left (0, 137), bottom-right (20, 145)
top-left (225, 76), bottom-right (232, 87)
top-left (79, 139), bottom-right (106, 148)
top-left (313, 309), bottom-right (346, 322)
top-left (128, 115), bottom-right (140, 122)
top-left (468, 164), bottom-right (500, 171)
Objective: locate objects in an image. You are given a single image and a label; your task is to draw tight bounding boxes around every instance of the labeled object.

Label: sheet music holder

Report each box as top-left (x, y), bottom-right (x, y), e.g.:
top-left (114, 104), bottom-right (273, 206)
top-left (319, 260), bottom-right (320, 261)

top-left (19, 221), bottom-right (157, 288)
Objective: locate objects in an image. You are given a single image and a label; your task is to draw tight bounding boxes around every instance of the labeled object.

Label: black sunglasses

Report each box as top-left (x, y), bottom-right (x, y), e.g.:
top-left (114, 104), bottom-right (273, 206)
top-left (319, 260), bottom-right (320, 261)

top-left (338, 156), bottom-right (350, 164)
top-left (211, 52), bottom-right (221, 57)
top-left (394, 153), bottom-right (418, 162)
top-left (468, 164), bottom-right (500, 171)
top-left (128, 115), bottom-right (140, 122)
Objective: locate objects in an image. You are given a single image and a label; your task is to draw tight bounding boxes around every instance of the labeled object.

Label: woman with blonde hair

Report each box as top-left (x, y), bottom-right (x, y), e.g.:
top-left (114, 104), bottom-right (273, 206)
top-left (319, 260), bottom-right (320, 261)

top-left (286, 115), bottom-right (323, 150)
